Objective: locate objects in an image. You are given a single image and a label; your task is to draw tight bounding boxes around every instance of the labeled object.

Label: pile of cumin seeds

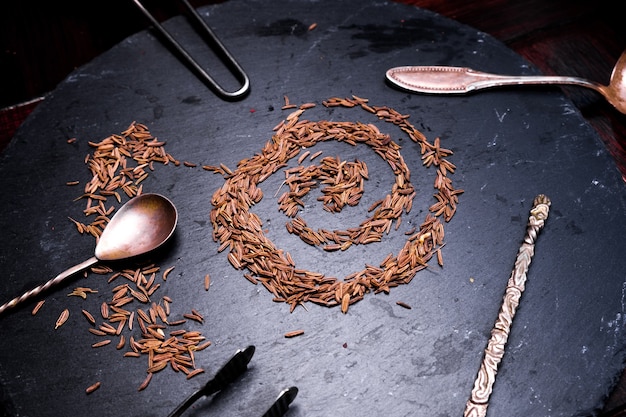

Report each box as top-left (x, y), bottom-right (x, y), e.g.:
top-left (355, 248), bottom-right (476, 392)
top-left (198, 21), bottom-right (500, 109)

top-left (86, 264), bottom-right (211, 391)
top-left (53, 122), bottom-right (211, 392)
top-left (210, 96), bottom-right (463, 314)
top-left (278, 155), bottom-right (367, 216)
top-left (68, 122), bottom-right (180, 239)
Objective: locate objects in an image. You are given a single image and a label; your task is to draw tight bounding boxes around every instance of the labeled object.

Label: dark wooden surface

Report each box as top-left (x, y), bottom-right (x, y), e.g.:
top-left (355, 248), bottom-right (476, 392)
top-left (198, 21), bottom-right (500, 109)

top-left (1, 0), bottom-right (626, 414)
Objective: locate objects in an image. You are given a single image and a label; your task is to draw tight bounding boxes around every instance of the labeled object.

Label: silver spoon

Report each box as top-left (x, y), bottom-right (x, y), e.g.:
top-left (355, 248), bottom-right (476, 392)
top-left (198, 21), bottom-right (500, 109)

top-left (0, 193), bottom-right (178, 315)
top-left (386, 50), bottom-right (626, 114)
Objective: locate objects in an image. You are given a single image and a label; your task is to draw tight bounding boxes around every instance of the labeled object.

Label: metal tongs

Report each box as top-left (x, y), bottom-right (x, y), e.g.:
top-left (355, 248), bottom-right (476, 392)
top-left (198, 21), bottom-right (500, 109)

top-left (167, 346), bottom-right (298, 417)
top-left (132, 0), bottom-right (250, 100)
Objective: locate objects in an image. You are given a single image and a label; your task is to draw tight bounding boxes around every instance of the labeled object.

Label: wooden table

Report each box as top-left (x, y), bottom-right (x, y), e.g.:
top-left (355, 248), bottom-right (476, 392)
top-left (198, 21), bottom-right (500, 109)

top-left (2, 0), bottom-right (626, 414)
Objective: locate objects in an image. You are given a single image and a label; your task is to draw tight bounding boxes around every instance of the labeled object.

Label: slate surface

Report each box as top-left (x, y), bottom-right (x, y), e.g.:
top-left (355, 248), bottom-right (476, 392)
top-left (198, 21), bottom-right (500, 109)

top-left (1, 1), bottom-right (626, 416)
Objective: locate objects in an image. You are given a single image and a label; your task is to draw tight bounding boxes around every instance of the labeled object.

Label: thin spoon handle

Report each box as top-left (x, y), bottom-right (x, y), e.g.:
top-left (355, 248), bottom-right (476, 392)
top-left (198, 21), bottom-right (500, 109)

top-left (464, 195), bottom-right (551, 417)
top-left (0, 256), bottom-right (98, 315)
top-left (386, 66), bottom-right (606, 95)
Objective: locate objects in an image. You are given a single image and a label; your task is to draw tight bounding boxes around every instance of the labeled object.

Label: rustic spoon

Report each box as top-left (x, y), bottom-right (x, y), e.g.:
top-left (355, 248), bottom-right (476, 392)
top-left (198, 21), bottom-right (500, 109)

top-left (0, 193), bottom-right (178, 315)
top-left (386, 50), bottom-right (626, 114)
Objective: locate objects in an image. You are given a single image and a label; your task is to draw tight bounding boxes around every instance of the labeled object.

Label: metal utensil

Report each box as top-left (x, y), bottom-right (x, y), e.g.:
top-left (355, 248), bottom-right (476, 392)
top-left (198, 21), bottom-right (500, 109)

top-left (464, 195), bottom-right (551, 417)
top-left (132, 0), bottom-right (250, 100)
top-left (261, 386), bottom-right (299, 417)
top-left (386, 50), bottom-right (626, 114)
top-left (0, 193), bottom-right (178, 316)
top-left (167, 345), bottom-right (256, 417)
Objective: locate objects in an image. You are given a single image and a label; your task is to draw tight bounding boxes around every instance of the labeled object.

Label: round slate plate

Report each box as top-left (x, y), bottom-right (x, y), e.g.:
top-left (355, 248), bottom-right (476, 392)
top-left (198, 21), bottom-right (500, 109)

top-left (1, 1), bottom-right (626, 416)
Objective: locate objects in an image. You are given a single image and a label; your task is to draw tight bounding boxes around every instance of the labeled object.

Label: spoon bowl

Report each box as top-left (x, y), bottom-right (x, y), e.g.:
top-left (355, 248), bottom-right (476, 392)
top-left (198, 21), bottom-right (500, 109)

top-left (95, 193), bottom-right (178, 261)
top-left (0, 193), bottom-right (178, 315)
top-left (603, 50), bottom-right (626, 114)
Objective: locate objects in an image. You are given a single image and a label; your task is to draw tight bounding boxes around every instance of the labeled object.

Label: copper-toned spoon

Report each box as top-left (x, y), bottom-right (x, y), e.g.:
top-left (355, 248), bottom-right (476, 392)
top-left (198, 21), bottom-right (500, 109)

top-left (386, 50), bottom-right (626, 114)
top-left (0, 193), bottom-right (178, 315)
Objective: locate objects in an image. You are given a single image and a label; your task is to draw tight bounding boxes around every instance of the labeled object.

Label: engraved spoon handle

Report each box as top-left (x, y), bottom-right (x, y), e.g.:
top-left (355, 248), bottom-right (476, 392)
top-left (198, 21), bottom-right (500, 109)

top-left (464, 195), bottom-right (551, 417)
top-left (386, 66), bottom-right (607, 95)
top-left (0, 256), bottom-right (98, 315)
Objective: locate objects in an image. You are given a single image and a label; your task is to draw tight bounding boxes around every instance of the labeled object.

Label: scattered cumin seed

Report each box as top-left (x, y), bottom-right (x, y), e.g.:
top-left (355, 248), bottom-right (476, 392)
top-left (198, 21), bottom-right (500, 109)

top-left (82, 309), bottom-right (96, 325)
top-left (100, 302), bottom-right (109, 319)
top-left (297, 150), bottom-right (310, 164)
top-left (282, 95), bottom-right (297, 110)
top-left (186, 368), bottom-right (205, 380)
top-left (284, 329), bottom-right (304, 338)
top-left (309, 150), bottom-right (323, 161)
top-left (88, 328), bottom-right (107, 336)
top-left (341, 294), bottom-right (350, 314)
top-left (191, 309), bottom-right (203, 320)
top-left (92, 339), bottom-right (112, 348)
top-left (396, 301), bottom-right (412, 309)
top-left (55, 309), bottom-right (70, 329)
top-left (116, 335), bottom-right (126, 350)
top-left (85, 381), bottom-right (101, 394)
top-left (163, 266), bottom-right (175, 281)
top-left (31, 300), bottom-right (45, 315)
top-left (195, 341), bottom-right (212, 351)
top-left (436, 248), bottom-right (444, 267)
top-left (138, 373), bottom-right (152, 391)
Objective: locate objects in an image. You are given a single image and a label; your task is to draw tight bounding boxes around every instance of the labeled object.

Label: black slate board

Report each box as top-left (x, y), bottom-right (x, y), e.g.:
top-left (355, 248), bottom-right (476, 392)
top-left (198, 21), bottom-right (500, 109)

top-left (2, 1), bottom-right (626, 416)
